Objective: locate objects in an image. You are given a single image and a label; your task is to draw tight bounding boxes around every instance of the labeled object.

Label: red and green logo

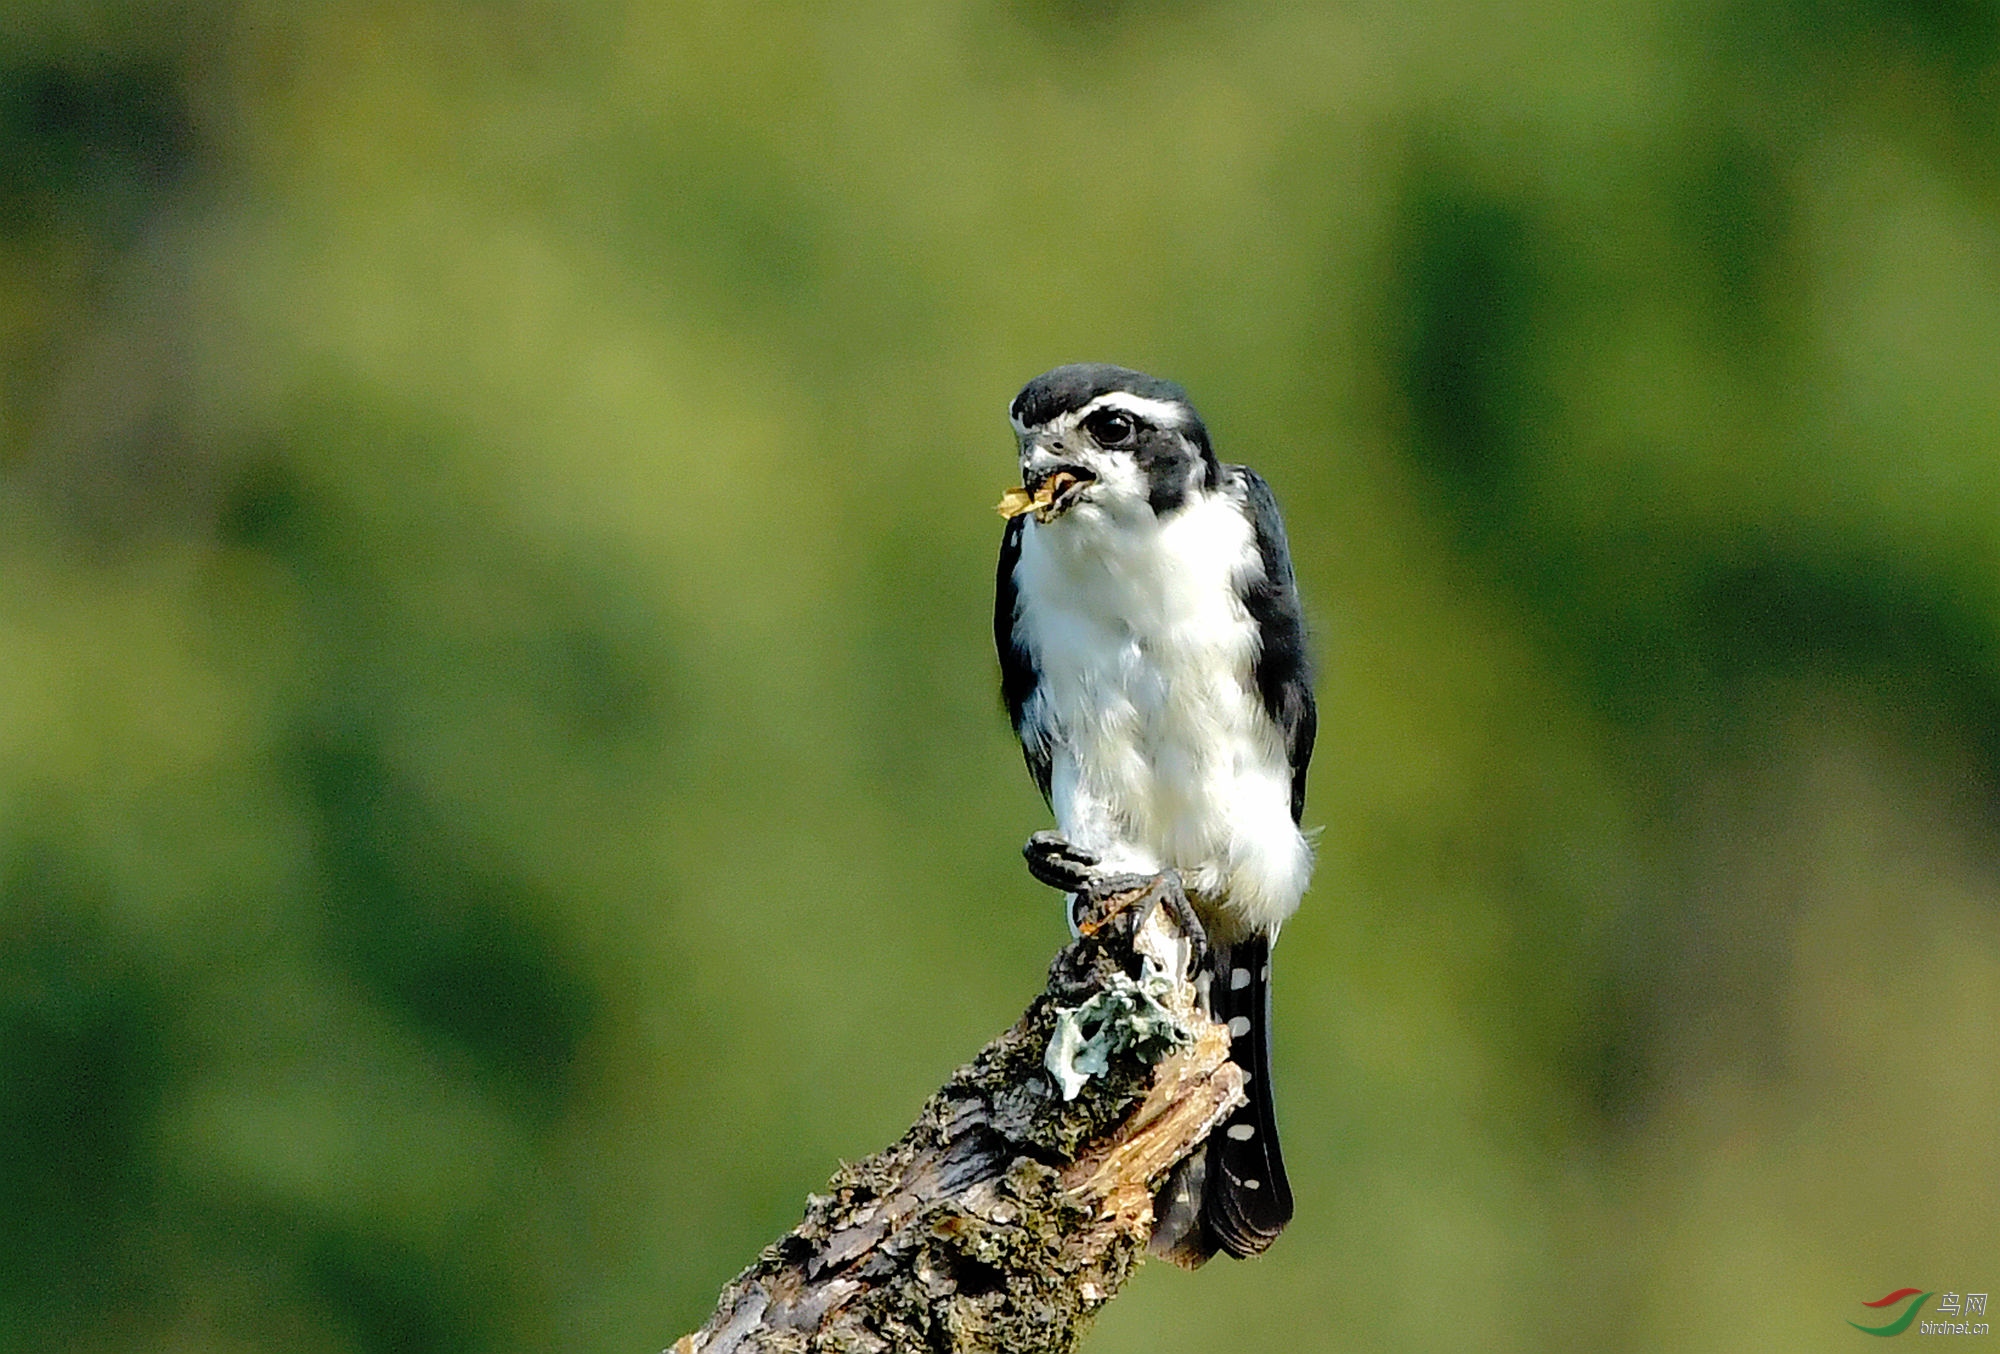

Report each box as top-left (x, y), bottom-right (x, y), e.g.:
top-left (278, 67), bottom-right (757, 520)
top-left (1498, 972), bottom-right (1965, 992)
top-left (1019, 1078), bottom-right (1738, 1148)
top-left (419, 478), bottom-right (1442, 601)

top-left (1850, 1289), bottom-right (1933, 1336)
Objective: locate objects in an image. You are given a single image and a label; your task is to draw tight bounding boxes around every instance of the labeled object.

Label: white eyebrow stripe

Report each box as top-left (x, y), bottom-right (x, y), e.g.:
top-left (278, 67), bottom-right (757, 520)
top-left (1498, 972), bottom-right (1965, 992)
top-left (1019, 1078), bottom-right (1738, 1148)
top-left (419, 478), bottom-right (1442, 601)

top-left (1009, 389), bottom-right (1190, 439)
top-left (1074, 391), bottom-right (1189, 427)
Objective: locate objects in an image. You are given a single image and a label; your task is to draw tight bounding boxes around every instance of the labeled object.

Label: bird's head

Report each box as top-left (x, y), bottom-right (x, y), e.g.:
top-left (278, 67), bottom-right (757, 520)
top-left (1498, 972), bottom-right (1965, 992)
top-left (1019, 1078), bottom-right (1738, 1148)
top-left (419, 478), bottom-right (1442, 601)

top-left (1003, 364), bottom-right (1219, 525)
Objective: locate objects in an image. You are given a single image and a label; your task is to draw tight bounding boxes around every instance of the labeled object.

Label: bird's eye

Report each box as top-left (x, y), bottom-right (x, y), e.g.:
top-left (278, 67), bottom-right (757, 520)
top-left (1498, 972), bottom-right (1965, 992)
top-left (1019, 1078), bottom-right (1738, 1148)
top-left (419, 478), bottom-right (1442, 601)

top-left (1085, 410), bottom-right (1136, 446)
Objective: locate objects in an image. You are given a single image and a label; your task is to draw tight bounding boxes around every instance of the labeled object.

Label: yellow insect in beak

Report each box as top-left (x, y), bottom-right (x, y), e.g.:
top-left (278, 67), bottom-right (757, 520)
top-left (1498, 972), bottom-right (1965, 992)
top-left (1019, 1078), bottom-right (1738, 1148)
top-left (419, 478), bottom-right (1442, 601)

top-left (996, 470), bottom-right (1088, 524)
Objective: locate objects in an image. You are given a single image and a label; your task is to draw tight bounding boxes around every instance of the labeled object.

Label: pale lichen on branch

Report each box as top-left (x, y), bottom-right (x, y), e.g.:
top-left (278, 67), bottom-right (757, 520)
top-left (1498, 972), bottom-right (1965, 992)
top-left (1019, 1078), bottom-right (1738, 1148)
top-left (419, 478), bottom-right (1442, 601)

top-left (666, 877), bottom-right (1243, 1354)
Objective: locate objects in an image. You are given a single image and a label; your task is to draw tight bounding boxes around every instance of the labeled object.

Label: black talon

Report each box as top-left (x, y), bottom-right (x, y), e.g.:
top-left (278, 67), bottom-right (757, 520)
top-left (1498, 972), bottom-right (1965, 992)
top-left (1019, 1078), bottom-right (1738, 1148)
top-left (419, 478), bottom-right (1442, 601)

top-left (1134, 870), bottom-right (1209, 971)
top-left (1070, 870), bottom-right (1155, 941)
top-left (1023, 840), bottom-right (1209, 971)
top-left (1073, 869), bottom-right (1209, 973)
top-left (1082, 871), bottom-right (1155, 904)
top-left (1023, 831), bottom-right (1099, 892)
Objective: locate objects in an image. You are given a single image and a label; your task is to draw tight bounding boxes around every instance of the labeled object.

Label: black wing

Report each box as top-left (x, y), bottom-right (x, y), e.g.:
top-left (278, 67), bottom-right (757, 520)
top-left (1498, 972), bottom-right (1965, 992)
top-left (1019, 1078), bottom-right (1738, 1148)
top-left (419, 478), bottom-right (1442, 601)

top-left (995, 515), bottom-right (1052, 805)
top-left (1231, 465), bottom-right (1316, 823)
top-left (1196, 469), bottom-right (1313, 1262)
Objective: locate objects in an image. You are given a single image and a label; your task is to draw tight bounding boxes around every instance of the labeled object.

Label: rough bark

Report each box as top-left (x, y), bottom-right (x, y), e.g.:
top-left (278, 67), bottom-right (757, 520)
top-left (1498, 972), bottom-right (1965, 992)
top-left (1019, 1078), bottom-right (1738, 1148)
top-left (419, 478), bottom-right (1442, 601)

top-left (665, 877), bottom-right (1245, 1354)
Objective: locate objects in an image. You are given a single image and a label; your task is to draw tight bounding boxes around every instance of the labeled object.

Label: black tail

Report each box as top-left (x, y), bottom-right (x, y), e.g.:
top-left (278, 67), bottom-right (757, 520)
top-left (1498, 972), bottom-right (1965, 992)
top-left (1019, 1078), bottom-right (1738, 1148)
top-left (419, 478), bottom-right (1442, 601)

top-left (1199, 932), bottom-right (1293, 1258)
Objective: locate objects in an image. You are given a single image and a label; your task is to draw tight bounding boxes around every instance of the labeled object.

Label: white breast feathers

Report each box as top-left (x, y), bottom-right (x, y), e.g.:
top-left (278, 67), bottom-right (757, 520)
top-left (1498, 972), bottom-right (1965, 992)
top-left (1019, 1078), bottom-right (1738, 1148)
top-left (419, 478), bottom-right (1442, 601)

top-left (1012, 487), bottom-right (1312, 937)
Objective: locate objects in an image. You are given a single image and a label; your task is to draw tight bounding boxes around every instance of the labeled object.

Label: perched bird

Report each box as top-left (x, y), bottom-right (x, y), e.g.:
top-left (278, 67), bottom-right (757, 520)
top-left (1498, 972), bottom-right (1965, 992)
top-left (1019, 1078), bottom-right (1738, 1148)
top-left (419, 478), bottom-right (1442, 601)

top-left (993, 363), bottom-right (1315, 1261)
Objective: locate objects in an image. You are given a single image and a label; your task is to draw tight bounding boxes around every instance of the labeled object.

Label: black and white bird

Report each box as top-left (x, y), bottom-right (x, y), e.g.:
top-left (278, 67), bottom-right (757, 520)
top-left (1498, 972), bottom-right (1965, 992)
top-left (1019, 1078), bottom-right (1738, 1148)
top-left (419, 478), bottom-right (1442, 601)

top-left (993, 363), bottom-right (1315, 1262)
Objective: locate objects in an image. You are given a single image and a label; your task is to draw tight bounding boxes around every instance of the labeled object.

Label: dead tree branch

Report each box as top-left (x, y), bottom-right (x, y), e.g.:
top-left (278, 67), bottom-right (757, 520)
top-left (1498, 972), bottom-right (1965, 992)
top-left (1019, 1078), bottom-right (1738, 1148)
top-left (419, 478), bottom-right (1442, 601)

top-left (666, 876), bottom-right (1244, 1354)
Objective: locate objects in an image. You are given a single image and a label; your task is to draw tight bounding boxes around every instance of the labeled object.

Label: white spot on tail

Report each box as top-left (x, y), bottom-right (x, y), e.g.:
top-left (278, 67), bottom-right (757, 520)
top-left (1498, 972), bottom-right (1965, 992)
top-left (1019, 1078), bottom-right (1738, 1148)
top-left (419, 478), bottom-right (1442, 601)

top-left (1228, 1015), bottom-right (1251, 1037)
top-left (1230, 967), bottom-right (1250, 990)
top-left (1242, 1178), bottom-right (1262, 1190)
top-left (1227, 1123), bottom-right (1255, 1141)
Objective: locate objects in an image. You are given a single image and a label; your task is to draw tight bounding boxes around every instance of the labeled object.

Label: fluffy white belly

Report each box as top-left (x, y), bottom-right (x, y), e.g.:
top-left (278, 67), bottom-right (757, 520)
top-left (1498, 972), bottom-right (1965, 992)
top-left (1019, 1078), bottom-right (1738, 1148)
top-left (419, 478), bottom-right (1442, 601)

top-left (1014, 493), bottom-right (1312, 937)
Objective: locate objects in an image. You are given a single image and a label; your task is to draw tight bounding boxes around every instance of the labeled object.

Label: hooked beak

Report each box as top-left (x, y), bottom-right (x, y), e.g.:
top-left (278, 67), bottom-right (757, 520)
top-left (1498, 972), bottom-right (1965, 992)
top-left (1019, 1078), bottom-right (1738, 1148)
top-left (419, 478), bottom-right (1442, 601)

top-left (997, 440), bottom-right (1097, 523)
top-left (1026, 463), bottom-right (1096, 517)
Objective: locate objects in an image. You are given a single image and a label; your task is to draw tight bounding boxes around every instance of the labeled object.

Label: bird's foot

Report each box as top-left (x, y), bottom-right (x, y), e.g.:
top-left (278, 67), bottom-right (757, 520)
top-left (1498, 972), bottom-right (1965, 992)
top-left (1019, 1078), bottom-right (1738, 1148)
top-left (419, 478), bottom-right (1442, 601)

top-left (1023, 830), bottom-right (1099, 893)
top-left (1134, 870), bottom-right (1209, 971)
top-left (1024, 834), bottom-right (1210, 967)
top-left (1077, 869), bottom-right (1209, 972)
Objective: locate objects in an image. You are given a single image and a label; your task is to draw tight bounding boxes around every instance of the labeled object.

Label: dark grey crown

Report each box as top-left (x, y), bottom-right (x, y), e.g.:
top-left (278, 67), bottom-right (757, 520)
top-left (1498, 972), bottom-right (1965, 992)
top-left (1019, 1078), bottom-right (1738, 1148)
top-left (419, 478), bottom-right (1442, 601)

top-left (1009, 363), bottom-right (1203, 432)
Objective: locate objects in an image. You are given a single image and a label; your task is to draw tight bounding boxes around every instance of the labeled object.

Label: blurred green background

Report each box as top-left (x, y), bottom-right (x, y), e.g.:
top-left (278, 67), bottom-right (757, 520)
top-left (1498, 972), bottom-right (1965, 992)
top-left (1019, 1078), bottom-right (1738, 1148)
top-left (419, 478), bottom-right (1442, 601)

top-left (2, 1), bottom-right (1996, 1351)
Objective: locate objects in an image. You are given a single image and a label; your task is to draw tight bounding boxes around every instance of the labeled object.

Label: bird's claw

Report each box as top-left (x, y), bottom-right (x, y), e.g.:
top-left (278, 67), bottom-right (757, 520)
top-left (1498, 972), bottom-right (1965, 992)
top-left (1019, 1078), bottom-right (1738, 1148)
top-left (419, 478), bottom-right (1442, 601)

top-left (1132, 871), bottom-right (1210, 972)
top-left (1076, 869), bottom-right (1210, 972)
top-left (1024, 835), bottom-right (1209, 967)
top-left (1023, 830), bottom-right (1100, 893)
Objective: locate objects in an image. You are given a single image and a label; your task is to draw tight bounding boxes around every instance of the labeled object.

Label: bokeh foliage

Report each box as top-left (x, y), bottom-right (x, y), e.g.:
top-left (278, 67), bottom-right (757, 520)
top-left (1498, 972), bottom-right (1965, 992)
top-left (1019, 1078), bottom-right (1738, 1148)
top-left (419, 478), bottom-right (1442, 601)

top-left (2, 1), bottom-right (1996, 1351)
